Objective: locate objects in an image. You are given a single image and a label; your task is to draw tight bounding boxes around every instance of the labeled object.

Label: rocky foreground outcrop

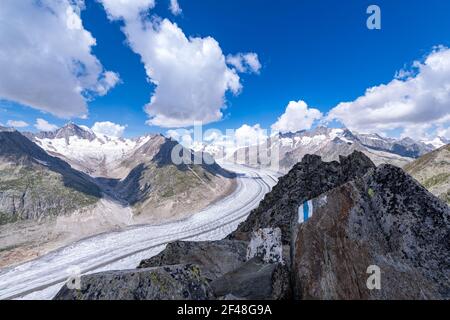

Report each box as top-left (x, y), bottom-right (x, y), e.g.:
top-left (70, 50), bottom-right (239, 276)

top-left (228, 151), bottom-right (375, 243)
top-left (292, 164), bottom-right (449, 299)
top-left (54, 264), bottom-right (213, 300)
top-left (54, 152), bottom-right (450, 300)
top-left (138, 240), bottom-right (249, 281)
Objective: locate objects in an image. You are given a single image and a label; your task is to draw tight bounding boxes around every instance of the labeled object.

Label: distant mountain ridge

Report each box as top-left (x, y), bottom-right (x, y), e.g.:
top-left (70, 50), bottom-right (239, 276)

top-left (24, 123), bottom-right (154, 177)
top-left (226, 126), bottom-right (440, 172)
top-left (34, 122), bottom-right (96, 142)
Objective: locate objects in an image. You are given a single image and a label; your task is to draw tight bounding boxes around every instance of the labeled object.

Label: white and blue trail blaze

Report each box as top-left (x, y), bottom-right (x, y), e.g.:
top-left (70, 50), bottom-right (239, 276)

top-left (298, 200), bottom-right (313, 224)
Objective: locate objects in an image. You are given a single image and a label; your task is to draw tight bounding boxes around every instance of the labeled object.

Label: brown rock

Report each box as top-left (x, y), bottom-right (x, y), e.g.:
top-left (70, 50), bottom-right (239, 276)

top-left (291, 165), bottom-right (450, 300)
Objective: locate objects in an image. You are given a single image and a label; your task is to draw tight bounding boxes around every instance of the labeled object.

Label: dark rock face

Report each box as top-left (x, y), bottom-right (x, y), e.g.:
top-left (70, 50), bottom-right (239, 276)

top-left (210, 257), bottom-right (291, 300)
top-left (291, 164), bottom-right (450, 300)
top-left (53, 265), bottom-right (213, 300)
top-left (229, 151), bottom-right (376, 243)
top-left (138, 240), bottom-right (248, 281)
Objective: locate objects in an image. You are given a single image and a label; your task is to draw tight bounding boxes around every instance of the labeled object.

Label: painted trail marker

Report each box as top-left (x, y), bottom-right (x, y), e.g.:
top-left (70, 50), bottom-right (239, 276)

top-left (298, 200), bottom-right (313, 224)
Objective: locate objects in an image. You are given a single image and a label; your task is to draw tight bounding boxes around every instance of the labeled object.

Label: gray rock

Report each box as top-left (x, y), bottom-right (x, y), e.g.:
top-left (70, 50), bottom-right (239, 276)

top-left (246, 228), bottom-right (284, 264)
top-left (53, 264), bottom-right (213, 300)
top-left (210, 257), bottom-right (291, 300)
top-left (138, 240), bottom-right (248, 281)
top-left (229, 151), bottom-right (376, 243)
top-left (291, 164), bottom-right (450, 300)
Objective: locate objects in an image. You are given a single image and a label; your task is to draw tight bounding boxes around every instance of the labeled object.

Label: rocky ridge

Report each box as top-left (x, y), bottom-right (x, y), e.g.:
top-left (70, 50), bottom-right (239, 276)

top-left (229, 151), bottom-right (376, 243)
top-left (53, 151), bottom-right (450, 300)
top-left (292, 164), bottom-right (449, 299)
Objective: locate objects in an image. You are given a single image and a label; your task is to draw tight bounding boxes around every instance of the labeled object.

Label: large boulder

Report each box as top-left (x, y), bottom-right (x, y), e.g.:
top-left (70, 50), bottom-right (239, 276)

top-left (210, 257), bottom-right (291, 300)
top-left (53, 264), bottom-right (213, 300)
top-left (229, 151), bottom-right (376, 243)
top-left (291, 164), bottom-right (450, 300)
top-left (138, 240), bottom-right (248, 281)
top-left (246, 228), bottom-right (284, 264)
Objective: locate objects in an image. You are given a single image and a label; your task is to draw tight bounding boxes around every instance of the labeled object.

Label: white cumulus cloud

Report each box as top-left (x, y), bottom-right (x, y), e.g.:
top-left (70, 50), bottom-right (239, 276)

top-left (92, 121), bottom-right (127, 137)
top-left (100, 0), bottom-right (155, 20)
top-left (166, 128), bottom-right (193, 146)
top-left (327, 46), bottom-right (450, 139)
top-left (99, 0), bottom-right (259, 128)
top-left (95, 71), bottom-right (121, 96)
top-left (169, 0), bottom-right (182, 15)
top-left (271, 100), bottom-right (323, 133)
top-left (0, 0), bottom-right (120, 118)
top-left (7, 120), bottom-right (29, 128)
top-left (437, 127), bottom-right (450, 139)
top-left (234, 124), bottom-right (268, 147)
top-left (35, 118), bottom-right (58, 132)
top-left (226, 53), bottom-right (262, 74)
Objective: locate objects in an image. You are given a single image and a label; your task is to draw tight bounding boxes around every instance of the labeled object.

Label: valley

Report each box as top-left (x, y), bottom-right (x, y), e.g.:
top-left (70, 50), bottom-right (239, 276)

top-left (1, 0), bottom-right (449, 303)
top-left (0, 124), bottom-right (237, 268)
top-left (0, 123), bottom-right (448, 300)
top-left (0, 162), bottom-right (279, 300)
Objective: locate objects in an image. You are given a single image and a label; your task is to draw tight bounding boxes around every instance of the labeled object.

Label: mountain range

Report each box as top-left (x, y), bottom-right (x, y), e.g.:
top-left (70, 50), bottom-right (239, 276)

top-left (1, 122), bottom-right (448, 270)
top-left (224, 126), bottom-right (447, 172)
top-left (3, 123), bottom-right (448, 226)
top-left (0, 124), bottom-right (235, 267)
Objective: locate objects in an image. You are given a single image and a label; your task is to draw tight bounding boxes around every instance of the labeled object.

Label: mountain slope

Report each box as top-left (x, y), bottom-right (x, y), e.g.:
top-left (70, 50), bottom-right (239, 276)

top-left (1, 126), bottom-right (236, 267)
top-left (404, 144), bottom-right (450, 203)
top-left (110, 136), bottom-right (236, 222)
top-left (0, 128), bottom-right (101, 224)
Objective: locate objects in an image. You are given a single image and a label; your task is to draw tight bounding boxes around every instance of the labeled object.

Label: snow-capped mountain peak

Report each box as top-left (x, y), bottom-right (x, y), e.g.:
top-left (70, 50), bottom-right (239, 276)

top-left (30, 124), bottom-right (154, 176)
top-left (421, 136), bottom-right (449, 149)
top-left (35, 122), bottom-right (96, 142)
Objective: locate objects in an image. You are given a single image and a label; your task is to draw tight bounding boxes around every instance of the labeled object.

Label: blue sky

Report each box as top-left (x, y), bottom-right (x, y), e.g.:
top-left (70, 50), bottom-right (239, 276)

top-left (1, 0), bottom-right (450, 139)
